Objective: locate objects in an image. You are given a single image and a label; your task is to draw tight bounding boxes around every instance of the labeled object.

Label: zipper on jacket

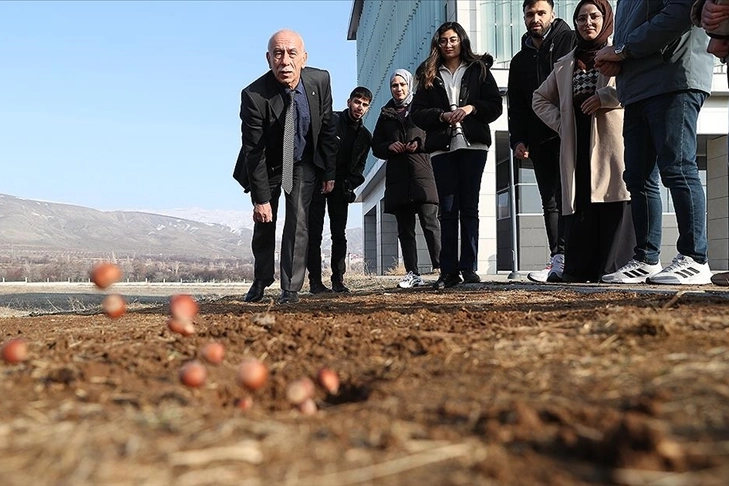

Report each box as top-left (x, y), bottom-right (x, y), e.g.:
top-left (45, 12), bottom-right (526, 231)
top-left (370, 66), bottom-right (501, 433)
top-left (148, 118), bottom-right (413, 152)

top-left (535, 39), bottom-right (555, 86)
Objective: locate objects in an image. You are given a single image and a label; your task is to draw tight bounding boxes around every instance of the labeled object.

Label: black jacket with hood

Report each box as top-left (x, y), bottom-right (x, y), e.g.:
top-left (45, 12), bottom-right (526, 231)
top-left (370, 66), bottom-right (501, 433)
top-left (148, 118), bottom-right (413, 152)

top-left (507, 17), bottom-right (576, 150)
top-left (371, 100), bottom-right (438, 214)
top-left (331, 108), bottom-right (372, 202)
top-left (411, 54), bottom-right (503, 153)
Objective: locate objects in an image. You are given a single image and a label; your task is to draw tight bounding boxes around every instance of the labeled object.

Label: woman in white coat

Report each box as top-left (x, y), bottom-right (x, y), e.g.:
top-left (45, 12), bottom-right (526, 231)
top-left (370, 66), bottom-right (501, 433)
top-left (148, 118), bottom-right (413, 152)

top-left (532, 0), bottom-right (635, 283)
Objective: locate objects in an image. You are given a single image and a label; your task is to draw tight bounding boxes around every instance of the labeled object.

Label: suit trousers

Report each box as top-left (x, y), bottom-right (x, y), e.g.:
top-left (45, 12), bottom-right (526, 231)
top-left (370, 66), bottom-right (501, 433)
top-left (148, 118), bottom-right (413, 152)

top-left (394, 203), bottom-right (441, 274)
top-left (307, 185), bottom-right (349, 284)
top-left (251, 160), bottom-right (317, 291)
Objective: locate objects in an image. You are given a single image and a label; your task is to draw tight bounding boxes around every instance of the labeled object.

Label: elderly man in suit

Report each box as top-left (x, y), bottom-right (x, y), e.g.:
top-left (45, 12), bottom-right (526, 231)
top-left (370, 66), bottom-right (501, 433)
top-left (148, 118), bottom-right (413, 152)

top-left (233, 29), bottom-right (337, 304)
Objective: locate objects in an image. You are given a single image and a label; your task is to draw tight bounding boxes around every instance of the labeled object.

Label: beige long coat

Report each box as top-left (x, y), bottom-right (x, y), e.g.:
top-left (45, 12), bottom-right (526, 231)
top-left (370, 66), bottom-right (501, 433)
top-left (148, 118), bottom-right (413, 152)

top-left (532, 49), bottom-right (629, 216)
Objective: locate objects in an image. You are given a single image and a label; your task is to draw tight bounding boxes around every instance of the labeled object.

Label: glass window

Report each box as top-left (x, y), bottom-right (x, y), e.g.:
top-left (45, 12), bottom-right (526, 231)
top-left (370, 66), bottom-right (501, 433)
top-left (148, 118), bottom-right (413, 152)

top-left (517, 184), bottom-right (543, 214)
top-left (497, 191), bottom-right (511, 220)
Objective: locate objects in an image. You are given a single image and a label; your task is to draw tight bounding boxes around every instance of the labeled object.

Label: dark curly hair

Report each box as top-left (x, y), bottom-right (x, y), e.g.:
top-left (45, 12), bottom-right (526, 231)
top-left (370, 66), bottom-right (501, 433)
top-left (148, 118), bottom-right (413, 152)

top-left (415, 21), bottom-right (492, 89)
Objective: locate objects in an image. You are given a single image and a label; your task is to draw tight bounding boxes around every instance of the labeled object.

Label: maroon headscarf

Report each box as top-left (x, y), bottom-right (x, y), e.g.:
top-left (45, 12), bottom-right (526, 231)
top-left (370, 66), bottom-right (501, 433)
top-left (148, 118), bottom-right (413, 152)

top-left (573, 0), bottom-right (614, 70)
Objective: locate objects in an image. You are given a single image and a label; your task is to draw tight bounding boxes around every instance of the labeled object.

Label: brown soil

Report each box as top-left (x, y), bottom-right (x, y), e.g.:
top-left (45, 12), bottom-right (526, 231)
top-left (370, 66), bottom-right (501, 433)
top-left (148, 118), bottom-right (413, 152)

top-left (2, 280), bottom-right (729, 485)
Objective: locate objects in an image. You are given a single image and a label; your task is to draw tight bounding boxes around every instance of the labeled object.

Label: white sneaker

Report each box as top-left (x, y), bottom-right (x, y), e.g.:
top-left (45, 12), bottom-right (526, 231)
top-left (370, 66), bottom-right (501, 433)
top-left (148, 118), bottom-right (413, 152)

top-left (398, 271), bottom-right (424, 289)
top-left (648, 254), bottom-right (712, 285)
top-left (547, 253), bottom-right (564, 282)
top-left (527, 263), bottom-right (551, 283)
top-left (527, 254), bottom-right (564, 283)
top-left (527, 259), bottom-right (553, 283)
top-left (600, 259), bottom-right (662, 284)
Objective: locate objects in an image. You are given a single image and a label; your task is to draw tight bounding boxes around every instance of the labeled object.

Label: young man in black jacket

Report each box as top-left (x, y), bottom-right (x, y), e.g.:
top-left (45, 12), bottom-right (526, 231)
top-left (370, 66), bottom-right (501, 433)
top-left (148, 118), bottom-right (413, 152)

top-left (507, 0), bottom-right (576, 283)
top-left (307, 87), bottom-right (373, 293)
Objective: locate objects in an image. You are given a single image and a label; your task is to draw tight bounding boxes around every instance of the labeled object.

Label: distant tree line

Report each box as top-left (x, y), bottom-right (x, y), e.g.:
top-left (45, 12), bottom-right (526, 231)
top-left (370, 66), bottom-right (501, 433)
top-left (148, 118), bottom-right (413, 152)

top-left (0, 254), bottom-right (256, 283)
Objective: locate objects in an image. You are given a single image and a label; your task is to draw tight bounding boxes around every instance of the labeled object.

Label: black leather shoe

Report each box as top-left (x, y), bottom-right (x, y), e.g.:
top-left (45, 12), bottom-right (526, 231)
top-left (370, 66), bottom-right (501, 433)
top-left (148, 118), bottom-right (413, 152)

top-left (331, 281), bottom-right (350, 293)
top-left (309, 281), bottom-right (333, 294)
top-left (711, 271), bottom-right (729, 286)
top-left (461, 270), bottom-right (481, 284)
top-left (244, 279), bottom-right (272, 303)
top-left (432, 272), bottom-right (462, 289)
top-left (278, 290), bottom-right (299, 304)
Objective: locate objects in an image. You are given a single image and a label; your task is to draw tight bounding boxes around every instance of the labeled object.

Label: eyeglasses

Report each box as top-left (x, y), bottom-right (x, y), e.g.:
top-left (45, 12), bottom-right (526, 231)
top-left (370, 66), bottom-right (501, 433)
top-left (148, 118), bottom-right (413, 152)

top-left (576, 13), bottom-right (603, 25)
top-left (438, 36), bottom-right (460, 47)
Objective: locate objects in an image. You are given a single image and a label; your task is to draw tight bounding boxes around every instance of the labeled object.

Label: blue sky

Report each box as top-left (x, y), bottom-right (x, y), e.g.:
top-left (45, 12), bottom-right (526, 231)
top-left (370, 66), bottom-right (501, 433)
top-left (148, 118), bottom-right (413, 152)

top-left (0, 1), bottom-right (361, 225)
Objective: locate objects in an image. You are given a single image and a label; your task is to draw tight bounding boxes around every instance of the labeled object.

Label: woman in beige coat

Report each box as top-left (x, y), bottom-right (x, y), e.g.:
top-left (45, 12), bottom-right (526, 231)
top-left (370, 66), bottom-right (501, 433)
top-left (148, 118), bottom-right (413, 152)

top-left (532, 0), bottom-right (635, 283)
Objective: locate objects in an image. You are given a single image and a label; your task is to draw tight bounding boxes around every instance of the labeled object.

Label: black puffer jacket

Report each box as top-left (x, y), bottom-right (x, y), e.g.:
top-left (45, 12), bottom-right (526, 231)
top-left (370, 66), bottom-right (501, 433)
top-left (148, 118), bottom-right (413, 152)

top-left (507, 18), bottom-right (576, 149)
top-left (411, 55), bottom-right (503, 153)
top-left (372, 100), bottom-right (438, 214)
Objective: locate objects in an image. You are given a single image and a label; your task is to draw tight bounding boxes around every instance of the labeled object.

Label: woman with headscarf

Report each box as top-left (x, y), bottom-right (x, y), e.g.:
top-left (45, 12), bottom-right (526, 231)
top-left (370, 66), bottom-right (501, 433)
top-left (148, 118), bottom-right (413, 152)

top-left (410, 22), bottom-right (503, 289)
top-left (371, 69), bottom-right (441, 288)
top-left (532, 0), bottom-right (635, 283)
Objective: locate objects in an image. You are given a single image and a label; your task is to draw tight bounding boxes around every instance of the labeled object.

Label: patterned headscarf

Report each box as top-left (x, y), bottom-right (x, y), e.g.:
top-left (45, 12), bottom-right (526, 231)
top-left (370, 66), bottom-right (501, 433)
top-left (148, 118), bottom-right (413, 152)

top-left (573, 0), bottom-right (614, 71)
top-left (390, 68), bottom-right (414, 107)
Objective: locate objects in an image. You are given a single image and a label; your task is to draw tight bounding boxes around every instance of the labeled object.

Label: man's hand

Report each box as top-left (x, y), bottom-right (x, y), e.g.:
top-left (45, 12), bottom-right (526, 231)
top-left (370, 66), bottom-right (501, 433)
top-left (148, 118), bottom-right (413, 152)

top-left (708, 37), bottom-right (729, 59)
top-left (405, 140), bottom-right (419, 153)
top-left (594, 45), bottom-right (621, 66)
top-left (581, 94), bottom-right (602, 115)
top-left (596, 60), bottom-right (622, 77)
top-left (253, 202), bottom-right (273, 224)
top-left (321, 180), bottom-right (335, 194)
top-left (514, 142), bottom-right (529, 160)
top-left (703, 0), bottom-right (729, 31)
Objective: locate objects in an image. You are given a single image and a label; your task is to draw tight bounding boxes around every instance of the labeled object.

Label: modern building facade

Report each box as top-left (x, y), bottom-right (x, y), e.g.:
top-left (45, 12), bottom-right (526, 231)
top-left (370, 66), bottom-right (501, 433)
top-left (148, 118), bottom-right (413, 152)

top-left (349, 0), bottom-right (729, 276)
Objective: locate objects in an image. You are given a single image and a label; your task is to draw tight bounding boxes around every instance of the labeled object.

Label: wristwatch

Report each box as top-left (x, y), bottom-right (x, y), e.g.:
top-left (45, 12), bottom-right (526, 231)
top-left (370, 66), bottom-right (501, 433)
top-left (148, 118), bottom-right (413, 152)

top-left (614, 44), bottom-right (630, 60)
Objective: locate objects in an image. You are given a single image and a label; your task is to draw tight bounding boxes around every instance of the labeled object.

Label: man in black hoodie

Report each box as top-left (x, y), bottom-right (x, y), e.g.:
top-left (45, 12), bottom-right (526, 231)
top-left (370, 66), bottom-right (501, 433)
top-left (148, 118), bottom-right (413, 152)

top-left (307, 86), bottom-right (373, 294)
top-left (507, 0), bottom-right (576, 283)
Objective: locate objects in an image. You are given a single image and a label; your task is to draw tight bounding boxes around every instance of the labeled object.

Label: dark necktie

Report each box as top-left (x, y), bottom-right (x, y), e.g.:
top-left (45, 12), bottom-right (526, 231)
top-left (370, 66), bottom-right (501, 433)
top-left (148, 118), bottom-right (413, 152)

top-left (282, 90), bottom-right (295, 194)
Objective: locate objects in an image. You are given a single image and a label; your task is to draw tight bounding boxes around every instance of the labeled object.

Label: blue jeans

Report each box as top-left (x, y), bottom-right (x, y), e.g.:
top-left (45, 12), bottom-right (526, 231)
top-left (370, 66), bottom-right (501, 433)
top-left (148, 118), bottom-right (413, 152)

top-left (622, 90), bottom-right (708, 265)
top-left (431, 149), bottom-right (487, 274)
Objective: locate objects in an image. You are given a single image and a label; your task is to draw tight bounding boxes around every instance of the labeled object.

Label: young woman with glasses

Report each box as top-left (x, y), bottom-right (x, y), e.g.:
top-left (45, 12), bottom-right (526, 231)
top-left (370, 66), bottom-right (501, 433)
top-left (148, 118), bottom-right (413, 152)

top-left (411, 21), bottom-right (503, 289)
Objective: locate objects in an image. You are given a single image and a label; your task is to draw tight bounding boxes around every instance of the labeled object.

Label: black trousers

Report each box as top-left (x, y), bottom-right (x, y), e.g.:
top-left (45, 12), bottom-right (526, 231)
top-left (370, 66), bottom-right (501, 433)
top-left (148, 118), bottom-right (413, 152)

top-left (529, 137), bottom-right (565, 257)
top-left (562, 202), bottom-right (636, 283)
top-left (251, 161), bottom-right (317, 291)
top-left (394, 203), bottom-right (441, 274)
top-left (307, 185), bottom-right (349, 284)
top-left (431, 149), bottom-right (487, 274)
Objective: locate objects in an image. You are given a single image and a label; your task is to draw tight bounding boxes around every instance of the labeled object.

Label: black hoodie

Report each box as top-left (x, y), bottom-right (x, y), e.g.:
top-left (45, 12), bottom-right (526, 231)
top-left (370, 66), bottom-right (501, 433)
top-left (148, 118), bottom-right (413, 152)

top-left (507, 17), bottom-right (576, 149)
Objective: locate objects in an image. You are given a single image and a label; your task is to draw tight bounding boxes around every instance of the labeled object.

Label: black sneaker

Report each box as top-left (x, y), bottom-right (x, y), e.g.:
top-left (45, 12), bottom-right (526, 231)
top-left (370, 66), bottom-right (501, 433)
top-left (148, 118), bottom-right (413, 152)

top-left (332, 281), bottom-right (350, 293)
top-left (461, 270), bottom-right (481, 284)
top-left (432, 272), bottom-right (462, 289)
top-left (309, 281), bottom-right (333, 294)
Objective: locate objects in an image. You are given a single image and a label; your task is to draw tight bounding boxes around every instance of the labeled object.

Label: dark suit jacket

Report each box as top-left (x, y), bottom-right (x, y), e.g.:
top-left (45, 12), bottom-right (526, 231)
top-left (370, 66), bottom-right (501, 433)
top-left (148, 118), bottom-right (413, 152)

top-left (233, 67), bottom-right (337, 204)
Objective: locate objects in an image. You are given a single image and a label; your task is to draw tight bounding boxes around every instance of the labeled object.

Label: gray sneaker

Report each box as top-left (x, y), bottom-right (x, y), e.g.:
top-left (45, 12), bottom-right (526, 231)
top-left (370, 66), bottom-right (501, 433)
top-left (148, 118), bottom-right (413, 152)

top-left (547, 254), bottom-right (564, 282)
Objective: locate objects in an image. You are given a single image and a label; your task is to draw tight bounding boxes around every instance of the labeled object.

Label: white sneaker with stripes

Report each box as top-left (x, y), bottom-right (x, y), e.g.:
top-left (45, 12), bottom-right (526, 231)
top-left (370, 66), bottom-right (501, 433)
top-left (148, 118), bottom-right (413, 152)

top-left (600, 259), bottom-right (662, 284)
top-left (398, 271), bottom-right (425, 289)
top-left (648, 254), bottom-right (712, 285)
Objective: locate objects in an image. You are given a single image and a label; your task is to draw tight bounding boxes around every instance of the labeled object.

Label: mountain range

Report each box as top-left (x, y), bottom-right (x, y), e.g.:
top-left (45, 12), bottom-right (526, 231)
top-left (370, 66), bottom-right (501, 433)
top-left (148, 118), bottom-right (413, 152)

top-left (0, 194), bottom-right (362, 260)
